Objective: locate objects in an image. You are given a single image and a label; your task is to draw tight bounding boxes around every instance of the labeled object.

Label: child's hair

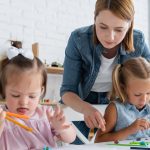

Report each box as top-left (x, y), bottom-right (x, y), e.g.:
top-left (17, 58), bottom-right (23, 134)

top-left (0, 41), bottom-right (47, 99)
top-left (111, 57), bottom-right (150, 102)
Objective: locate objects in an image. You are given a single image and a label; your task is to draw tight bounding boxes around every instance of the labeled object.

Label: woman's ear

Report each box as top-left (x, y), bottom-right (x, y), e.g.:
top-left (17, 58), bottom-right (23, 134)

top-left (127, 21), bottom-right (132, 30)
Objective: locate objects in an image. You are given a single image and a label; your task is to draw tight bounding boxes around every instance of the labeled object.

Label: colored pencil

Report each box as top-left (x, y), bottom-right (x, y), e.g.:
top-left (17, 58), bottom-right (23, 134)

top-left (6, 112), bottom-right (29, 119)
top-left (5, 116), bottom-right (33, 132)
top-left (130, 147), bottom-right (150, 150)
top-left (108, 143), bottom-right (147, 147)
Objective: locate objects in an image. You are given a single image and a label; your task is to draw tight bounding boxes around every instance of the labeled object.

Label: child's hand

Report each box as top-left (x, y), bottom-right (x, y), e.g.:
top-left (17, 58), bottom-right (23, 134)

top-left (0, 108), bottom-right (6, 136)
top-left (129, 118), bottom-right (150, 133)
top-left (47, 105), bottom-right (70, 133)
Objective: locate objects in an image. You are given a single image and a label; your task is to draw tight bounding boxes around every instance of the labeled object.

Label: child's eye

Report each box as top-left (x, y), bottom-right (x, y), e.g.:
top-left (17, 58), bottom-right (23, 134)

top-left (12, 94), bottom-right (20, 98)
top-left (29, 96), bottom-right (36, 99)
top-left (134, 94), bottom-right (141, 97)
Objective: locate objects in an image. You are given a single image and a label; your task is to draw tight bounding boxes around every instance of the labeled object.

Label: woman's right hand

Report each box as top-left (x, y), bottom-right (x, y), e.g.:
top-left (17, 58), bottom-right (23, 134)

top-left (83, 105), bottom-right (106, 131)
top-left (0, 108), bottom-right (6, 136)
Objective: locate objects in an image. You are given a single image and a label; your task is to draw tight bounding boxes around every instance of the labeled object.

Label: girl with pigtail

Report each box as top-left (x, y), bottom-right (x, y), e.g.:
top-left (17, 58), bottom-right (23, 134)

top-left (95, 57), bottom-right (150, 142)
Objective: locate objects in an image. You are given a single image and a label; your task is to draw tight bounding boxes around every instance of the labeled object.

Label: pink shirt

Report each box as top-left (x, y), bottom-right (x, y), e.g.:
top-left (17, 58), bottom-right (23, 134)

top-left (0, 105), bottom-right (57, 150)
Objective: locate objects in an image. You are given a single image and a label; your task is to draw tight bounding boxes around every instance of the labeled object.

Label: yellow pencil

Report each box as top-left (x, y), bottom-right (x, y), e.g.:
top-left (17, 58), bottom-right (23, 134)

top-left (6, 112), bottom-right (29, 119)
top-left (5, 116), bottom-right (33, 132)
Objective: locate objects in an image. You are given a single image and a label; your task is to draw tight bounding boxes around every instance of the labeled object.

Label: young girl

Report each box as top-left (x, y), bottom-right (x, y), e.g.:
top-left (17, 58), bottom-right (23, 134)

top-left (95, 57), bottom-right (150, 142)
top-left (0, 42), bottom-right (76, 150)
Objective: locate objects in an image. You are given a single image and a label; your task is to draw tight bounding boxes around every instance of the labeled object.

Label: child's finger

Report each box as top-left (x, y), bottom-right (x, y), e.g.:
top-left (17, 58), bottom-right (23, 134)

top-left (0, 108), bottom-right (3, 114)
top-left (56, 110), bottom-right (64, 120)
top-left (53, 104), bottom-right (60, 117)
top-left (62, 124), bottom-right (71, 130)
top-left (0, 110), bottom-right (6, 126)
top-left (46, 108), bottom-right (54, 121)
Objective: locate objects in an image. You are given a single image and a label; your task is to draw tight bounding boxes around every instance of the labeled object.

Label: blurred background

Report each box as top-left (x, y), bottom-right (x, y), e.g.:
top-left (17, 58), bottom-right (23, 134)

top-left (0, 0), bottom-right (149, 101)
top-left (0, 0), bottom-right (149, 65)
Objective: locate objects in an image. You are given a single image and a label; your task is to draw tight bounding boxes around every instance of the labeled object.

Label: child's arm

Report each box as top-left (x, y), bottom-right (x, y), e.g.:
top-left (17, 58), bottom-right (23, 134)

top-left (47, 105), bottom-right (76, 143)
top-left (95, 103), bottom-right (150, 143)
top-left (0, 108), bottom-right (6, 137)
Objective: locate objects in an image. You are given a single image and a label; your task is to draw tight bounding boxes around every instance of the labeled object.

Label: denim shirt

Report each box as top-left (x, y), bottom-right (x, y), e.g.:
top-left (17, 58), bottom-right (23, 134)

top-left (113, 101), bottom-right (150, 140)
top-left (60, 25), bottom-right (150, 100)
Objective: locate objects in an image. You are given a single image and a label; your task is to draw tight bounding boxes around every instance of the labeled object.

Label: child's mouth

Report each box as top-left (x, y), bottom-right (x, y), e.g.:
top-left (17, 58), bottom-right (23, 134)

top-left (17, 108), bottom-right (29, 114)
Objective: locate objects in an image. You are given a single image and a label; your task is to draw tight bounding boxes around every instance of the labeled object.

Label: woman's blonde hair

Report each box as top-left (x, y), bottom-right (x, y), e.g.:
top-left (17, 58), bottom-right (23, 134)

top-left (111, 57), bottom-right (150, 103)
top-left (93, 0), bottom-right (135, 52)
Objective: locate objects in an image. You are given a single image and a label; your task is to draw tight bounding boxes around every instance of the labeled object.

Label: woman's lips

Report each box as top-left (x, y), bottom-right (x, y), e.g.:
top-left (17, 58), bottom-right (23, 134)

top-left (105, 41), bottom-right (114, 45)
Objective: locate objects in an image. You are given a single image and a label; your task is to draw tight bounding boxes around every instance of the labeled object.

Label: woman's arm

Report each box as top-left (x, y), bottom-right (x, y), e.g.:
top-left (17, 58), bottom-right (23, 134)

top-left (62, 92), bottom-right (106, 130)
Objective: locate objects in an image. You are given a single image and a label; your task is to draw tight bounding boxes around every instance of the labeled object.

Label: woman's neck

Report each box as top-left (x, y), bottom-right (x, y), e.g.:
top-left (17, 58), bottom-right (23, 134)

top-left (102, 46), bottom-right (118, 59)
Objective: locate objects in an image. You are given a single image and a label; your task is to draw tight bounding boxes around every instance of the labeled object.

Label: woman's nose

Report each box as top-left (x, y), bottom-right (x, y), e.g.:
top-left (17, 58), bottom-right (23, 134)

top-left (106, 30), bottom-right (115, 41)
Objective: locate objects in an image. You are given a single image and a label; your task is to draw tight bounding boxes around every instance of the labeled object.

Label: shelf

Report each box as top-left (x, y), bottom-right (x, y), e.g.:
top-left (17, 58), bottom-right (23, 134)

top-left (46, 67), bottom-right (64, 74)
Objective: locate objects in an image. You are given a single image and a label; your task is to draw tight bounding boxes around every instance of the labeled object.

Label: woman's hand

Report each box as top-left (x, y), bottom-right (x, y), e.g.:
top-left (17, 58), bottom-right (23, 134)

top-left (0, 108), bottom-right (6, 136)
top-left (47, 105), bottom-right (71, 132)
top-left (83, 105), bottom-right (106, 131)
top-left (129, 118), bottom-right (150, 134)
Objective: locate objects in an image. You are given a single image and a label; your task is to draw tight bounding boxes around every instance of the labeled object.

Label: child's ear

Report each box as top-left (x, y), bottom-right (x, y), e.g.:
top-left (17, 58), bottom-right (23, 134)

top-left (41, 86), bottom-right (45, 95)
top-left (39, 86), bottom-right (45, 102)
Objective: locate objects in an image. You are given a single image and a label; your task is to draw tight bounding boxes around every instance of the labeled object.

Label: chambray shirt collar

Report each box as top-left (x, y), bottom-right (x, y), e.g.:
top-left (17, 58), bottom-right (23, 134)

top-left (119, 44), bottom-right (126, 55)
top-left (124, 102), bottom-right (150, 114)
top-left (95, 43), bottom-right (127, 56)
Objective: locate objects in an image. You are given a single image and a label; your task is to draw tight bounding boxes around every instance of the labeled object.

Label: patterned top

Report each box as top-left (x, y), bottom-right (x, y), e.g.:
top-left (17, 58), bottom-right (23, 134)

top-left (0, 105), bottom-right (57, 150)
top-left (113, 101), bottom-right (150, 140)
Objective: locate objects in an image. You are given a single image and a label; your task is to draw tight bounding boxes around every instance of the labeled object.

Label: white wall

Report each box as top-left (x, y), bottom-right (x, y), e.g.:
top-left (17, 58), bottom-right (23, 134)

top-left (0, 0), bottom-right (149, 65)
top-left (134, 0), bottom-right (149, 44)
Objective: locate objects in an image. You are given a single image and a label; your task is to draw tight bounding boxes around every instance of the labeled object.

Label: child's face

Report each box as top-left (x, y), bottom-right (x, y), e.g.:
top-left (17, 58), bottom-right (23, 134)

top-left (126, 78), bottom-right (150, 109)
top-left (5, 71), bottom-right (44, 116)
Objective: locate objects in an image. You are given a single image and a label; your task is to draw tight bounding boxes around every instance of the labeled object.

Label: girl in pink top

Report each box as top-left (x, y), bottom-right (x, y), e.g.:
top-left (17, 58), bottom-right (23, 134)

top-left (0, 41), bottom-right (76, 150)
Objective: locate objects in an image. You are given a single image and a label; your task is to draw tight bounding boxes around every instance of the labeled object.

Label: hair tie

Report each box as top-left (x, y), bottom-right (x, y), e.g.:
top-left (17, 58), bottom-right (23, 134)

top-left (7, 46), bottom-right (34, 60)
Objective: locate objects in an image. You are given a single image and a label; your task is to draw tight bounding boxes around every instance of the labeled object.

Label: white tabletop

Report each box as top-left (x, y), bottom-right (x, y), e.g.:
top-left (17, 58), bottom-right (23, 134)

top-left (54, 139), bottom-right (150, 150)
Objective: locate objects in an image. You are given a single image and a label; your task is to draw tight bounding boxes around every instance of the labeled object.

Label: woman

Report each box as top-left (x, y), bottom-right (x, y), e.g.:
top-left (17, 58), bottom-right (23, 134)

top-left (60, 0), bottom-right (150, 144)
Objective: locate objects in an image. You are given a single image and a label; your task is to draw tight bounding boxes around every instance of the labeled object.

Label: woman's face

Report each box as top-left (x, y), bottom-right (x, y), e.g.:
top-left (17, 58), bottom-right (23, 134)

top-left (95, 10), bottom-right (130, 49)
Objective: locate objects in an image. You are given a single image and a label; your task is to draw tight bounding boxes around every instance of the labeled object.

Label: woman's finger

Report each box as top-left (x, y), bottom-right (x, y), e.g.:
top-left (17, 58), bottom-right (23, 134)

top-left (95, 112), bottom-right (106, 131)
top-left (85, 117), bottom-right (95, 129)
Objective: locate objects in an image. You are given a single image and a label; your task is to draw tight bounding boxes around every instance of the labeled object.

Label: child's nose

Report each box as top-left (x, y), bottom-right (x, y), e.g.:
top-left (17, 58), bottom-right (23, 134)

top-left (19, 96), bottom-right (29, 105)
top-left (141, 94), bottom-right (148, 102)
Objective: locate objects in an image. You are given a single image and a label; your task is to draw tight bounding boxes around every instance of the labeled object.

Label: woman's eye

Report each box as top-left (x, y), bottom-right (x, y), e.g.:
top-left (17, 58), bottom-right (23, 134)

top-left (115, 30), bottom-right (122, 32)
top-left (100, 26), bottom-right (107, 29)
